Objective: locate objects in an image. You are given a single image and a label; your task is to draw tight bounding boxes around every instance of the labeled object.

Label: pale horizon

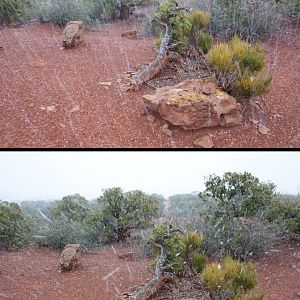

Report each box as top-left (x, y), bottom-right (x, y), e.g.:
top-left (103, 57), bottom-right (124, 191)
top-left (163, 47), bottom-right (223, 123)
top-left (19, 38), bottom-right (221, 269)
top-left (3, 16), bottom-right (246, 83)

top-left (0, 151), bottom-right (299, 203)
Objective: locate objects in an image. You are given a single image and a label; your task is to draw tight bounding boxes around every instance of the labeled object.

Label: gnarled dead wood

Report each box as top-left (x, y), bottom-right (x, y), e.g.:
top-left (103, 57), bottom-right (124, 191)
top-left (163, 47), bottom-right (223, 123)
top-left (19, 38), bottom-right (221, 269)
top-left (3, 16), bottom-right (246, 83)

top-left (118, 242), bottom-right (177, 300)
top-left (125, 21), bottom-right (183, 91)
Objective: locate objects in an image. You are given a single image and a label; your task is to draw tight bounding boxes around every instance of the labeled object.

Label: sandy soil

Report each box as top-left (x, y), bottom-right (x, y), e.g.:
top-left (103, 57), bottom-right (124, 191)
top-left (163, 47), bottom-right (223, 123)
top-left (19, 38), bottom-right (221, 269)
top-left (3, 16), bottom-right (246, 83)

top-left (0, 239), bottom-right (299, 300)
top-left (0, 22), bottom-right (299, 148)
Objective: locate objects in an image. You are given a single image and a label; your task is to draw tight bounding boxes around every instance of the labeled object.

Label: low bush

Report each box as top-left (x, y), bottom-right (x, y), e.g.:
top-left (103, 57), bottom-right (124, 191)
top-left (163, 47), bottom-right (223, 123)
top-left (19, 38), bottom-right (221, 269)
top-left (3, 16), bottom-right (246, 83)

top-left (207, 37), bottom-right (272, 98)
top-left (0, 200), bottom-right (31, 250)
top-left (0, 0), bottom-right (31, 25)
top-left (185, 0), bottom-right (285, 41)
top-left (201, 256), bottom-right (262, 300)
top-left (149, 222), bottom-right (204, 274)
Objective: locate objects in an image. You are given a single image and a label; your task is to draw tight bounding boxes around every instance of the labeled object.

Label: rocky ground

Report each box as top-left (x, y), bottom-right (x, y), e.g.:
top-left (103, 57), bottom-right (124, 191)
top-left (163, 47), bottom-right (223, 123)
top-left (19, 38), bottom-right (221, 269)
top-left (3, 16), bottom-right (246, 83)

top-left (0, 239), bottom-right (299, 299)
top-left (0, 21), bottom-right (299, 148)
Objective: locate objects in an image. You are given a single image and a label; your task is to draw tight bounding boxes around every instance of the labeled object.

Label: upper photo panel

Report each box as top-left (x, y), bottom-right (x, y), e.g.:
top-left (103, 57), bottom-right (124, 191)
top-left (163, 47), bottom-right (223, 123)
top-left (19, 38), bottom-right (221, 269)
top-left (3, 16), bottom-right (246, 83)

top-left (0, 0), bottom-right (299, 148)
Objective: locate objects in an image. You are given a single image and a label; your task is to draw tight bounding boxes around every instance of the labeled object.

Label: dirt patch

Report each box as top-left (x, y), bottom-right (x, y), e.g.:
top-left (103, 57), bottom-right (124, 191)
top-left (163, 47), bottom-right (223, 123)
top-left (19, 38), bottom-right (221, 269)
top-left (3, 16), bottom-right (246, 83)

top-left (0, 239), bottom-right (299, 299)
top-left (0, 22), bottom-right (299, 147)
top-left (0, 243), bottom-right (152, 300)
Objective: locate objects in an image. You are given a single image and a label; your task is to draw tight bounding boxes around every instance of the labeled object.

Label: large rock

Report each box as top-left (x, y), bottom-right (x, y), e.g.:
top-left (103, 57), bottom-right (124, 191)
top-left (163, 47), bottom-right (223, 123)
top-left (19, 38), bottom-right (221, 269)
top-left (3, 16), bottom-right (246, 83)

top-left (59, 244), bottom-right (81, 272)
top-left (62, 21), bottom-right (84, 49)
top-left (143, 79), bottom-right (241, 130)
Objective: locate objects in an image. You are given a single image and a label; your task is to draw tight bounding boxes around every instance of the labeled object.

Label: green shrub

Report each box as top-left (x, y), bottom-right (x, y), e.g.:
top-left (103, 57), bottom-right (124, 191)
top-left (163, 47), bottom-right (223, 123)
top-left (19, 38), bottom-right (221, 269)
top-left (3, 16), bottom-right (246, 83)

top-left (31, 0), bottom-right (104, 26)
top-left (198, 31), bottom-right (213, 54)
top-left (50, 194), bottom-right (90, 222)
top-left (208, 37), bottom-right (272, 99)
top-left (97, 187), bottom-right (160, 242)
top-left (201, 256), bottom-right (260, 300)
top-left (192, 252), bottom-right (208, 273)
top-left (0, 200), bottom-right (30, 250)
top-left (150, 223), bottom-right (204, 275)
top-left (0, 0), bottom-right (30, 25)
top-left (186, 0), bottom-right (283, 41)
top-left (266, 195), bottom-right (300, 234)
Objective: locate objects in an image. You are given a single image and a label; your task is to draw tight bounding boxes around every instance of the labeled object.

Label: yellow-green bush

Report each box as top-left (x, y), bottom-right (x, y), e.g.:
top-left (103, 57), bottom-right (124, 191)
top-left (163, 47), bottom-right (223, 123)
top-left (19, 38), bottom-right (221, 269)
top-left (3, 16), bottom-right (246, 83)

top-left (208, 36), bottom-right (272, 98)
top-left (192, 253), bottom-right (208, 273)
top-left (201, 256), bottom-right (261, 300)
top-left (198, 31), bottom-right (213, 54)
top-left (208, 43), bottom-right (234, 72)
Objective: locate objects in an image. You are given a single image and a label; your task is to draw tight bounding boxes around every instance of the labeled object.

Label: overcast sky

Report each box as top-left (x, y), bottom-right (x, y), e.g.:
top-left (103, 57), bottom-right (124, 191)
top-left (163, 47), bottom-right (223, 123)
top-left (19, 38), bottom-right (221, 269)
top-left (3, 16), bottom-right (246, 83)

top-left (0, 151), bottom-right (299, 202)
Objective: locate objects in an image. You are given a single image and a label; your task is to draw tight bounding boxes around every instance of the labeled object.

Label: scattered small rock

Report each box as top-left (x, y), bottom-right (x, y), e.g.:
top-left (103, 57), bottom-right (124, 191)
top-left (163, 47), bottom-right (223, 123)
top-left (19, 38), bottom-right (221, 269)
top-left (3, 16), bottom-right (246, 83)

top-left (258, 124), bottom-right (270, 135)
top-left (70, 104), bottom-right (80, 113)
top-left (146, 114), bottom-right (155, 122)
top-left (59, 244), bottom-right (81, 272)
top-left (194, 135), bottom-right (214, 148)
top-left (161, 123), bottom-right (172, 137)
top-left (118, 252), bottom-right (134, 261)
top-left (100, 81), bottom-right (112, 86)
top-left (47, 105), bottom-right (57, 112)
top-left (121, 30), bottom-right (137, 39)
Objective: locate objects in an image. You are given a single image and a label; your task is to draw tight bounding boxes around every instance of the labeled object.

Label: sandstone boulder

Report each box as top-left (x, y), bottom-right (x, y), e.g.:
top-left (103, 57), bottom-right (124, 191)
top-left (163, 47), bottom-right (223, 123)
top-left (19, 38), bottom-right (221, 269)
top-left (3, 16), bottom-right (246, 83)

top-left (142, 79), bottom-right (241, 130)
top-left (62, 21), bottom-right (84, 49)
top-left (59, 244), bottom-right (81, 272)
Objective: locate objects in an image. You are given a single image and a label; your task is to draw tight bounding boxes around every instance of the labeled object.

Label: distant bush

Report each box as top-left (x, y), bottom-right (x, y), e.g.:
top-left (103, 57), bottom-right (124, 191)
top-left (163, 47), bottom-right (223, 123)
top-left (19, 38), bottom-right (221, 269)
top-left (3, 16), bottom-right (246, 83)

top-left (185, 0), bottom-right (285, 41)
top-left (96, 187), bottom-right (160, 242)
top-left (266, 195), bottom-right (300, 234)
top-left (208, 37), bottom-right (272, 98)
top-left (0, 200), bottom-right (30, 250)
top-left (199, 216), bottom-right (273, 260)
top-left (0, 0), bottom-right (31, 25)
top-left (31, 0), bottom-right (104, 27)
top-left (50, 194), bottom-right (90, 222)
top-left (201, 256), bottom-right (263, 300)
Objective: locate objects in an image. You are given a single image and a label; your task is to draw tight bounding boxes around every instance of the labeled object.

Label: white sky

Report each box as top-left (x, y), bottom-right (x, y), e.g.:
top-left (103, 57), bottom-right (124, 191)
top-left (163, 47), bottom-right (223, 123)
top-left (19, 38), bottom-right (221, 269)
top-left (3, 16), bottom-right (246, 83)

top-left (0, 151), bottom-right (299, 202)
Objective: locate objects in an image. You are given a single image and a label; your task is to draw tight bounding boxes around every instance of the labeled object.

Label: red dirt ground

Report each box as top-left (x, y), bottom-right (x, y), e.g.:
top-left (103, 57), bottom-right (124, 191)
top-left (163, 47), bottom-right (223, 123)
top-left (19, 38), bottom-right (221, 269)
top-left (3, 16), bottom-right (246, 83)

top-left (0, 22), bottom-right (299, 148)
top-left (0, 239), bottom-right (299, 300)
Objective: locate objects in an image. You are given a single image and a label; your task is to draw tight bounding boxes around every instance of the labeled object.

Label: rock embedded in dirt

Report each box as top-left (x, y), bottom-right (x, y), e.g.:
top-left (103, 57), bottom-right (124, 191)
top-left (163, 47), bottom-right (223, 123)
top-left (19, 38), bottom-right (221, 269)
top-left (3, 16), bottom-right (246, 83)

top-left (162, 123), bottom-right (172, 137)
top-left (142, 79), bottom-right (241, 130)
top-left (62, 21), bottom-right (84, 49)
top-left (194, 135), bottom-right (214, 148)
top-left (59, 244), bottom-right (81, 272)
top-left (258, 124), bottom-right (271, 135)
top-left (118, 252), bottom-right (134, 261)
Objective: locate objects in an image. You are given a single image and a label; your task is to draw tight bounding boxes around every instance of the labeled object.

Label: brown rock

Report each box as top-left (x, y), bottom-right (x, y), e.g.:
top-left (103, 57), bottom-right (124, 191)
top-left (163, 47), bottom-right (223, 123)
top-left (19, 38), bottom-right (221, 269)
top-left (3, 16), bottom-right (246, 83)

top-left (162, 123), bottom-right (172, 137)
top-left (194, 135), bottom-right (214, 148)
top-left (118, 252), bottom-right (134, 261)
top-left (62, 21), bottom-right (84, 49)
top-left (59, 244), bottom-right (81, 272)
top-left (121, 30), bottom-right (137, 39)
top-left (258, 124), bottom-right (270, 135)
top-left (142, 79), bottom-right (241, 130)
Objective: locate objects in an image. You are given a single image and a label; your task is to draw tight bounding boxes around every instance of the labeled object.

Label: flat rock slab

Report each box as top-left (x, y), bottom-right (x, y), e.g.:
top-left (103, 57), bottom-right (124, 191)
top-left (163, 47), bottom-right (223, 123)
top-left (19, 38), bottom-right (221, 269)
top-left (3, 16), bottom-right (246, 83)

top-left (143, 79), bottom-right (241, 130)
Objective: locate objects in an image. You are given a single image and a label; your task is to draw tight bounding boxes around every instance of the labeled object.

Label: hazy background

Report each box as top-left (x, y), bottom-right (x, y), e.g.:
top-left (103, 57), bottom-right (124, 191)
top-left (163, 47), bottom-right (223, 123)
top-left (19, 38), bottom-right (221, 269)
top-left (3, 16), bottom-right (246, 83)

top-left (0, 151), bottom-right (299, 202)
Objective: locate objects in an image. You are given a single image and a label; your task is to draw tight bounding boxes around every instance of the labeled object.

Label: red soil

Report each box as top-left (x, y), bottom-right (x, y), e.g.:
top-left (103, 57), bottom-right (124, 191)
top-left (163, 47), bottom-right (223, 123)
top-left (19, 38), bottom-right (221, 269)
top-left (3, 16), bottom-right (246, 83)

top-left (0, 22), bottom-right (299, 148)
top-left (0, 240), bottom-right (299, 300)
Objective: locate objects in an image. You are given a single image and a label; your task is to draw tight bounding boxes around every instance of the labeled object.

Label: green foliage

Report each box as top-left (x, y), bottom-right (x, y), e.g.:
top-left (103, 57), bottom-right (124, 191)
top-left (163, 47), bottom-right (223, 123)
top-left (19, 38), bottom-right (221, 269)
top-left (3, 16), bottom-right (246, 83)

top-left (208, 37), bottom-right (272, 99)
top-left (192, 252), bottom-right (207, 273)
top-left (198, 31), bottom-right (212, 54)
top-left (201, 256), bottom-right (260, 300)
top-left (186, 0), bottom-right (284, 41)
top-left (0, 200), bottom-right (30, 250)
top-left (200, 172), bottom-right (276, 218)
top-left (266, 195), bottom-right (300, 234)
top-left (169, 193), bottom-right (201, 217)
top-left (50, 194), bottom-right (90, 222)
top-left (97, 187), bottom-right (160, 242)
top-left (0, 0), bottom-right (31, 25)
top-left (31, 0), bottom-right (103, 26)
top-left (150, 223), bottom-right (203, 274)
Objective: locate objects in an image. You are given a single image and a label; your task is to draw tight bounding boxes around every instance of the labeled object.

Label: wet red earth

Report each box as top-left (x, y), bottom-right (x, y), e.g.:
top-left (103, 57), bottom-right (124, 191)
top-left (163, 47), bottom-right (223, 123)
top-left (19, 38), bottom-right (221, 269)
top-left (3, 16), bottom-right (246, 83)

top-left (0, 239), bottom-right (299, 300)
top-left (0, 22), bottom-right (299, 148)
